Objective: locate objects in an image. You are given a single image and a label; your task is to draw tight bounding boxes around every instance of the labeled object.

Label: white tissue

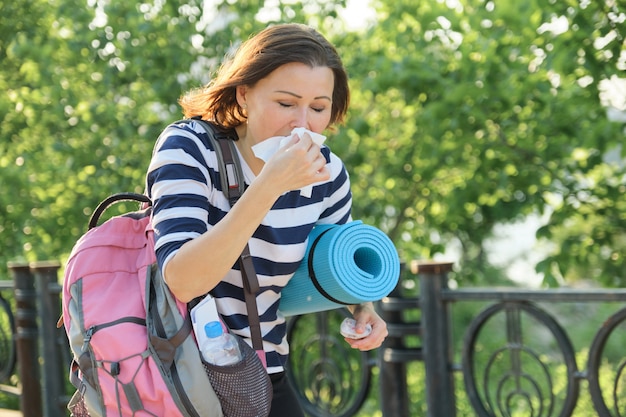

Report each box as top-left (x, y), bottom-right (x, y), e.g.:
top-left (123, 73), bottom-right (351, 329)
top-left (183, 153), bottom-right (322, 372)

top-left (251, 128), bottom-right (327, 198)
top-left (252, 128), bottom-right (326, 162)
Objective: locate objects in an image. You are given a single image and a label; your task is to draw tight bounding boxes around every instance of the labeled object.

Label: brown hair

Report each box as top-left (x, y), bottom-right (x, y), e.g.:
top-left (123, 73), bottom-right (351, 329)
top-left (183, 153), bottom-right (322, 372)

top-left (179, 23), bottom-right (350, 130)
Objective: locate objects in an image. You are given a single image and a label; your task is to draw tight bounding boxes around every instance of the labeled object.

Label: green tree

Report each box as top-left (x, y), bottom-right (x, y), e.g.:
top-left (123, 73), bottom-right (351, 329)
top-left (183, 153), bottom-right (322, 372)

top-left (0, 0), bottom-right (344, 277)
top-left (331, 0), bottom-right (625, 286)
top-left (1, 0), bottom-right (624, 289)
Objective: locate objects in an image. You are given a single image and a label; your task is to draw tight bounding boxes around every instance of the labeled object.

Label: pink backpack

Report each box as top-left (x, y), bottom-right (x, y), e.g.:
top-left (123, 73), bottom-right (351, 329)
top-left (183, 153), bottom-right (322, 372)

top-left (62, 193), bottom-right (223, 416)
top-left (61, 119), bottom-right (272, 417)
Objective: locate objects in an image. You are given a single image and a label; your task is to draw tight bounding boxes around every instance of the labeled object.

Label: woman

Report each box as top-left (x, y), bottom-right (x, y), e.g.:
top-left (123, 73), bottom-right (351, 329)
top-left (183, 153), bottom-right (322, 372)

top-left (147, 23), bottom-right (387, 416)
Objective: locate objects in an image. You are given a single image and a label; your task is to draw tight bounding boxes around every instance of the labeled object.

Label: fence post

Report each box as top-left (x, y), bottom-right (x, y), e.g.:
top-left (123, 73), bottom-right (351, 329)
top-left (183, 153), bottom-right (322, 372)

top-left (378, 278), bottom-right (410, 417)
top-left (415, 261), bottom-right (456, 417)
top-left (8, 262), bottom-right (43, 417)
top-left (32, 261), bottom-right (65, 417)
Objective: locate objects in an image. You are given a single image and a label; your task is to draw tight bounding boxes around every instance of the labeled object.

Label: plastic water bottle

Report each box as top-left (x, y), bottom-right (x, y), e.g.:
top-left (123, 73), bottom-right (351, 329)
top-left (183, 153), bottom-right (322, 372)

top-left (201, 321), bottom-right (242, 366)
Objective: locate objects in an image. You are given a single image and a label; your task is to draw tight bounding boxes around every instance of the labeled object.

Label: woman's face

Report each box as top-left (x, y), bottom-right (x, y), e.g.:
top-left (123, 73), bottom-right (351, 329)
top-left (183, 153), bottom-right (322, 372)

top-left (237, 62), bottom-right (334, 145)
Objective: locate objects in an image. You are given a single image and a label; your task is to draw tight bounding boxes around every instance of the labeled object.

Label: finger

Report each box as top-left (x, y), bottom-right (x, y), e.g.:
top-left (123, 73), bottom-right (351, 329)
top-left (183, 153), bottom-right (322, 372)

top-left (354, 315), bottom-right (372, 332)
top-left (355, 321), bottom-right (368, 334)
top-left (345, 334), bottom-right (381, 351)
top-left (299, 131), bottom-right (314, 143)
top-left (283, 133), bottom-right (301, 148)
top-left (312, 151), bottom-right (327, 168)
top-left (294, 131), bottom-right (314, 147)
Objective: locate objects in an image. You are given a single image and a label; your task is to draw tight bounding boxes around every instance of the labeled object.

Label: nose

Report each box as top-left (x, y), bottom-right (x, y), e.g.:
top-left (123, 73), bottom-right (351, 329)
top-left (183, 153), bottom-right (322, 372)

top-left (290, 107), bottom-right (309, 130)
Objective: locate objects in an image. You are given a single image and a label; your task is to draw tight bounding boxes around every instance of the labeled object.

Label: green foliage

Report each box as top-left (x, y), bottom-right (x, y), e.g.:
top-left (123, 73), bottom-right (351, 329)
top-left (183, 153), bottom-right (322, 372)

top-left (0, 0), bottom-right (343, 276)
top-left (330, 0), bottom-right (625, 286)
top-left (0, 0), bottom-right (624, 289)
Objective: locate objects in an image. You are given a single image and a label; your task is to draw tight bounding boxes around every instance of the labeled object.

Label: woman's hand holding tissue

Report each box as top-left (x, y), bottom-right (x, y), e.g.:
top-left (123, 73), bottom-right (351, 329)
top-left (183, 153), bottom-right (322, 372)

top-left (256, 129), bottom-right (330, 197)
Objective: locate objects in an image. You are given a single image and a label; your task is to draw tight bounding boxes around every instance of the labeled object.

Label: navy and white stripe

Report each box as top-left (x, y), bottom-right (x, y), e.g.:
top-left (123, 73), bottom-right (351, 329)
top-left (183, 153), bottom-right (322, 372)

top-left (146, 120), bottom-right (352, 373)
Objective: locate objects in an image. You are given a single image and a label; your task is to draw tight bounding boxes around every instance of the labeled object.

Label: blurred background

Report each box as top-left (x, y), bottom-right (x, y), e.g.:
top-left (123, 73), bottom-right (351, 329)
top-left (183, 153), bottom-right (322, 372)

top-left (1, 0), bottom-right (625, 289)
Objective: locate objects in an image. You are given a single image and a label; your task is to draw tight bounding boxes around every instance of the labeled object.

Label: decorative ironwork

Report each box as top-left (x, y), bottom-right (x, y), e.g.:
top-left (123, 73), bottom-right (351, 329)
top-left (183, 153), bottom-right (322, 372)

top-left (588, 306), bottom-right (626, 417)
top-left (2, 261), bottom-right (626, 417)
top-left (462, 301), bottom-right (579, 417)
top-left (286, 309), bottom-right (373, 417)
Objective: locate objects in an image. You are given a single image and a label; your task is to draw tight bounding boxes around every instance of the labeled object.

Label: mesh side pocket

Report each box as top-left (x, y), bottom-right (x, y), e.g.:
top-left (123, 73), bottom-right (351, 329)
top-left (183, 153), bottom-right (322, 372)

top-left (202, 336), bottom-right (273, 417)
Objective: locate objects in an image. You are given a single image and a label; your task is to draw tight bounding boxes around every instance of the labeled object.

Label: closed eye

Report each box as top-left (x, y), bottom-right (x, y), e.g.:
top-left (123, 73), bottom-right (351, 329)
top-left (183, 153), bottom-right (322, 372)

top-left (279, 102), bottom-right (326, 113)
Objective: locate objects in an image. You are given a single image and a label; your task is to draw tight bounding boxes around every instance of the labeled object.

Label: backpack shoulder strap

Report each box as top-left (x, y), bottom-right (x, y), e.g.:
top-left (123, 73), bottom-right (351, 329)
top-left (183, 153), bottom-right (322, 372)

top-left (190, 118), bottom-right (245, 207)
top-left (186, 118), bottom-right (264, 358)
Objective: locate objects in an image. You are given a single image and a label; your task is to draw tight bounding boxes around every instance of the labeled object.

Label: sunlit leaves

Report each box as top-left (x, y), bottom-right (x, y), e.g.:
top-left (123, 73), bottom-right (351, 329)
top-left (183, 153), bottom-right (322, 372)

top-left (333, 0), bottom-right (625, 285)
top-left (0, 0), bottom-right (623, 288)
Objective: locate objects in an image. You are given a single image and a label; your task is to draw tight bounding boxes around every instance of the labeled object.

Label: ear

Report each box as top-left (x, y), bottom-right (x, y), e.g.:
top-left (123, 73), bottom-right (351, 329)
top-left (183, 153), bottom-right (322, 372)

top-left (236, 85), bottom-right (248, 108)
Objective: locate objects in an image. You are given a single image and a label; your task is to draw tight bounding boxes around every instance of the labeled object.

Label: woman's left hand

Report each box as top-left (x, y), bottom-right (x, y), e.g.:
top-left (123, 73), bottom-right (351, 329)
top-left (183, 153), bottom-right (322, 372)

top-left (344, 303), bottom-right (388, 351)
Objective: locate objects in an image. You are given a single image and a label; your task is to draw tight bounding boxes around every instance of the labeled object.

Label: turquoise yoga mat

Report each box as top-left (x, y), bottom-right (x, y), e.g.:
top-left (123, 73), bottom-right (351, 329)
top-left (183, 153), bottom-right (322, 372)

top-left (279, 221), bottom-right (400, 317)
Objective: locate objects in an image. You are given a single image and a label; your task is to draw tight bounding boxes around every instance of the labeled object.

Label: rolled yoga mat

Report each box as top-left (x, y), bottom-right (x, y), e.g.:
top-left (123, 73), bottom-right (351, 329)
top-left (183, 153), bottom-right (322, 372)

top-left (279, 221), bottom-right (400, 317)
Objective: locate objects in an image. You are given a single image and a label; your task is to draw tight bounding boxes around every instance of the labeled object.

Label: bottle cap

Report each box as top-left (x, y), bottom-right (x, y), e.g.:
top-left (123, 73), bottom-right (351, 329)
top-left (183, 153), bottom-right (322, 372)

top-left (204, 321), bottom-right (223, 339)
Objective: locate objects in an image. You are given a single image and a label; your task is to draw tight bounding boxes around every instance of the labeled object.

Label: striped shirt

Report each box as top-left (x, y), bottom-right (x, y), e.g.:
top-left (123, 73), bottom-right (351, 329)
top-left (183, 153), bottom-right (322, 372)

top-left (146, 120), bottom-right (352, 373)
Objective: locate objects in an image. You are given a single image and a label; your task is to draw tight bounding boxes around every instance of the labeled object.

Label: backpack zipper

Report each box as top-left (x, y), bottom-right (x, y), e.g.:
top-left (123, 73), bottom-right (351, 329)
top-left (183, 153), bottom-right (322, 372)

top-left (83, 317), bottom-right (146, 351)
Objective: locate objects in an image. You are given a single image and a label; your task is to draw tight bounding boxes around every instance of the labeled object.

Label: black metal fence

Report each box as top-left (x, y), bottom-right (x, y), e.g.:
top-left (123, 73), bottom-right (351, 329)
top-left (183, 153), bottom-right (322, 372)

top-left (1, 261), bottom-right (625, 416)
top-left (414, 264), bottom-right (626, 417)
top-left (284, 261), bottom-right (626, 417)
top-left (1, 262), bottom-right (69, 417)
